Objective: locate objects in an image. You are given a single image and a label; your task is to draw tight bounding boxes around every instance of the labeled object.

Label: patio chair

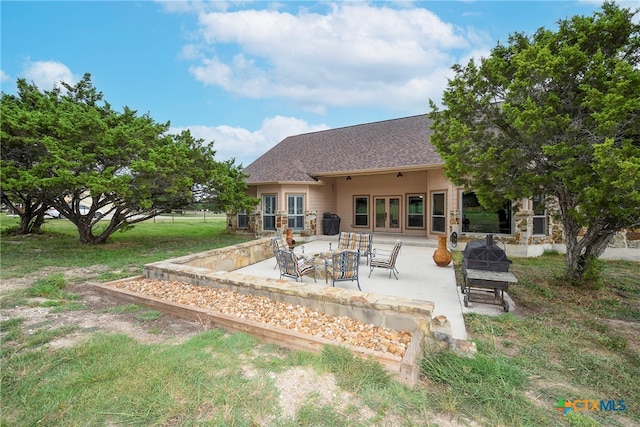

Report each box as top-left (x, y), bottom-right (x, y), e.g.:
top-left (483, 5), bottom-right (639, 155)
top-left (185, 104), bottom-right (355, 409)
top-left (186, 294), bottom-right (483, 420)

top-left (337, 232), bottom-right (358, 250)
top-left (271, 236), bottom-right (288, 269)
top-left (274, 249), bottom-right (316, 282)
top-left (357, 233), bottom-right (373, 265)
top-left (325, 249), bottom-right (361, 290)
top-left (368, 240), bottom-right (402, 279)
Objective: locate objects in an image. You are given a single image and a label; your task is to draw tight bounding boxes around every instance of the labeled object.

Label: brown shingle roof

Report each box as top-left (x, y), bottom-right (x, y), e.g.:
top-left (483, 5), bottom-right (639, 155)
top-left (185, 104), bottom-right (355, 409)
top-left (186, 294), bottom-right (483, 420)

top-left (243, 114), bottom-right (442, 183)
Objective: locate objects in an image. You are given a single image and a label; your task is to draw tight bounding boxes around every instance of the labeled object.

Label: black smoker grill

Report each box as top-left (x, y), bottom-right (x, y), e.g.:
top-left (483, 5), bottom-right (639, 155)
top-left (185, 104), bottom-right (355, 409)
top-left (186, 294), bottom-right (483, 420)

top-left (461, 234), bottom-right (517, 312)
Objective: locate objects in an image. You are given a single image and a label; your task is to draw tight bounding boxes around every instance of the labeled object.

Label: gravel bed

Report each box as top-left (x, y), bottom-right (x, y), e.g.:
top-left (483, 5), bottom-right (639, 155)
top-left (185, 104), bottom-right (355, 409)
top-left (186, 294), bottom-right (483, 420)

top-left (112, 279), bottom-right (412, 357)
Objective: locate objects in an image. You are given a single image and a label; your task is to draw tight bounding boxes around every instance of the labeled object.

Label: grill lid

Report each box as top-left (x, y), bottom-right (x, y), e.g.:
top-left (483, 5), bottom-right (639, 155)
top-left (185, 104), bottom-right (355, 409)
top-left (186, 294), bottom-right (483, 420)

top-left (463, 234), bottom-right (512, 272)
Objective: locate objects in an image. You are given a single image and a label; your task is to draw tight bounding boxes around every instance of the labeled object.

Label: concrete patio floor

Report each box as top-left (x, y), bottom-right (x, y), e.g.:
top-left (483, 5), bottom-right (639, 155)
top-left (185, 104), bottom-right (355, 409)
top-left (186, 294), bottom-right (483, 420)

top-left (235, 234), bottom-right (517, 341)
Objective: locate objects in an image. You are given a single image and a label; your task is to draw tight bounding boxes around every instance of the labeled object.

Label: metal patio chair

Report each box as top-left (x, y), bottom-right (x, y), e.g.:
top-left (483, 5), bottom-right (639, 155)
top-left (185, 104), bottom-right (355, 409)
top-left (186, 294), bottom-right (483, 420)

top-left (274, 249), bottom-right (316, 282)
top-left (271, 236), bottom-right (288, 269)
top-left (368, 240), bottom-right (402, 279)
top-left (325, 249), bottom-right (361, 290)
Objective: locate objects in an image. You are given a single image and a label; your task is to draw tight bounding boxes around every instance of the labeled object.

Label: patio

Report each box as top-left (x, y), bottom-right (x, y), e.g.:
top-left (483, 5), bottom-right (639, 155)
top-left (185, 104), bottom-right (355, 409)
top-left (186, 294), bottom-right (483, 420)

top-left (236, 234), bottom-right (516, 341)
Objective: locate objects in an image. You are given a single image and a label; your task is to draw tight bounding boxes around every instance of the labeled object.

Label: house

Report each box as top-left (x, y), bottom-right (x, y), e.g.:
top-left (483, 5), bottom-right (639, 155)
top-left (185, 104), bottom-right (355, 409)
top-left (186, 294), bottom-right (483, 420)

top-left (229, 114), bottom-right (638, 260)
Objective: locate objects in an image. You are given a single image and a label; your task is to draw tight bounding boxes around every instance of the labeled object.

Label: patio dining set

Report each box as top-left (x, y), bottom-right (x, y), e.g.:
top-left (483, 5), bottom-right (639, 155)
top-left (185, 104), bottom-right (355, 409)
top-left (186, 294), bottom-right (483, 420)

top-left (272, 232), bottom-right (403, 291)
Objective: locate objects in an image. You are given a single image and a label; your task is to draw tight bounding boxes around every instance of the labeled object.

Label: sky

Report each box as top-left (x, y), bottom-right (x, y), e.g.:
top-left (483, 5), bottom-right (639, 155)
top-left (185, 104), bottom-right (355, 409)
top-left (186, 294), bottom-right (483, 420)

top-left (2, 0), bottom-right (636, 166)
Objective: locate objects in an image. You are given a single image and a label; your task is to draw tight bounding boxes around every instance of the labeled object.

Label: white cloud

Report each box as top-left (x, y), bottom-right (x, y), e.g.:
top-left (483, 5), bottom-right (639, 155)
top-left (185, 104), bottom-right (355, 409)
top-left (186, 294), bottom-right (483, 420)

top-left (182, 3), bottom-right (487, 115)
top-left (0, 70), bottom-right (10, 82)
top-left (22, 61), bottom-right (77, 91)
top-left (170, 115), bottom-right (329, 166)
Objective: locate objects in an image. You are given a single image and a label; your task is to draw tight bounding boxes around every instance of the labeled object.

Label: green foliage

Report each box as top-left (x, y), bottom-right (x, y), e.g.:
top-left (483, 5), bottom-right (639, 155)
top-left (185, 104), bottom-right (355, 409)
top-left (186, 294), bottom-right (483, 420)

top-left (104, 304), bottom-right (143, 314)
top-left (429, 3), bottom-right (640, 282)
top-left (578, 256), bottom-right (606, 289)
top-left (290, 403), bottom-right (355, 426)
top-left (320, 345), bottom-right (391, 392)
top-left (134, 310), bottom-right (163, 322)
top-left (0, 74), bottom-right (258, 244)
top-left (421, 350), bottom-right (529, 402)
top-left (0, 318), bottom-right (24, 345)
top-left (26, 274), bottom-right (67, 298)
top-left (565, 412), bottom-right (600, 427)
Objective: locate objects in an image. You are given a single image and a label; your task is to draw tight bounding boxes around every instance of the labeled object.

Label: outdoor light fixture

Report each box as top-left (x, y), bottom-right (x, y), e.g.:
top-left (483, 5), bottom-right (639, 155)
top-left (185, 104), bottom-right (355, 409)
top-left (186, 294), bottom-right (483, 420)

top-left (346, 176), bottom-right (352, 180)
top-left (397, 172), bottom-right (403, 177)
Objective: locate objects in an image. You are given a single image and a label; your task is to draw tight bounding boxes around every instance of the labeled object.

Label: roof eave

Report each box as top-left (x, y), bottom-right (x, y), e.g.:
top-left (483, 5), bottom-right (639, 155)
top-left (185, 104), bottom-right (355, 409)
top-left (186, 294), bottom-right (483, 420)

top-left (247, 179), bottom-right (323, 186)
top-left (310, 163), bottom-right (445, 178)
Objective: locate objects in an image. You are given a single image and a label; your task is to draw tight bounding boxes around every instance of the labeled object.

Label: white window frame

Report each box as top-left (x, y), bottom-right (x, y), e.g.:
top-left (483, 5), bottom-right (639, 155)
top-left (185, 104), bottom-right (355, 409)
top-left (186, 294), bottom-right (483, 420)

top-left (532, 195), bottom-right (547, 235)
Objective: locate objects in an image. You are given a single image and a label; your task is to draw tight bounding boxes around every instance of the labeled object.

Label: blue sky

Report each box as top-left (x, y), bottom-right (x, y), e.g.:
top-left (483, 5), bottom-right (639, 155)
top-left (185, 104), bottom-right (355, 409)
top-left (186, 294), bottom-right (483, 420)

top-left (2, 1), bottom-right (633, 166)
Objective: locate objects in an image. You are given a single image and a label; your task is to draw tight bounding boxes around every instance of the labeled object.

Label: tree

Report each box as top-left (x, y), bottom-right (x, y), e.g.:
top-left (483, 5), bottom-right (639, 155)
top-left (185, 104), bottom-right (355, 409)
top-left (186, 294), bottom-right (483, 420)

top-left (2, 73), bottom-right (257, 243)
top-left (1, 80), bottom-right (59, 234)
top-left (197, 159), bottom-right (259, 214)
top-left (429, 2), bottom-right (640, 283)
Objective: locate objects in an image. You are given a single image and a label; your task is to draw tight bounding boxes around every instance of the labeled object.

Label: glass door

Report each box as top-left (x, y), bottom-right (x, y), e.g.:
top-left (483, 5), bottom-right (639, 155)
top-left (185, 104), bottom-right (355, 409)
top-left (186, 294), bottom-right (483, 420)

top-left (262, 195), bottom-right (276, 231)
top-left (374, 196), bottom-right (401, 232)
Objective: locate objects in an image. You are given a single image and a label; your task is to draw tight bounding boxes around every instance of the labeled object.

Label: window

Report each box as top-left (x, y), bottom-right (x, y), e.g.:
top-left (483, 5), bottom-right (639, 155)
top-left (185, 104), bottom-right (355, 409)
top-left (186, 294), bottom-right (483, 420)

top-left (431, 192), bottom-right (446, 233)
top-left (354, 196), bottom-right (369, 227)
top-left (237, 210), bottom-right (248, 228)
top-left (461, 191), bottom-right (512, 234)
top-left (407, 195), bottom-right (425, 228)
top-left (287, 194), bottom-right (305, 230)
top-left (532, 195), bottom-right (546, 235)
top-left (262, 194), bottom-right (276, 231)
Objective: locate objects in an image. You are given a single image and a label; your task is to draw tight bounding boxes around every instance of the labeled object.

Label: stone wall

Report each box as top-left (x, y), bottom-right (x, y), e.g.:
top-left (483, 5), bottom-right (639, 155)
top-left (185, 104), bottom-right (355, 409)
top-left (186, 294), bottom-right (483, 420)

top-left (143, 237), bottom-right (434, 337)
top-left (228, 211), bottom-right (318, 238)
top-left (449, 209), bottom-right (638, 252)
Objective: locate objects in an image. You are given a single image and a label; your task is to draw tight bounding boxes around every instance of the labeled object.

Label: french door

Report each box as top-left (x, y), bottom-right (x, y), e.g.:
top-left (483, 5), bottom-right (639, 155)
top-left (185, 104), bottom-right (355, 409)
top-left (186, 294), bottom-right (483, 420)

top-left (374, 196), bottom-right (401, 232)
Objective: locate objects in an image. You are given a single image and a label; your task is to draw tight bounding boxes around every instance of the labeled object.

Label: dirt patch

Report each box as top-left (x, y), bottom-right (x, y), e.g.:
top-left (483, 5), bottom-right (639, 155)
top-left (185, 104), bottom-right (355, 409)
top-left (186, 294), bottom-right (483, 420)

top-left (603, 318), bottom-right (640, 354)
top-left (0, 266), bottom-right (208, 347)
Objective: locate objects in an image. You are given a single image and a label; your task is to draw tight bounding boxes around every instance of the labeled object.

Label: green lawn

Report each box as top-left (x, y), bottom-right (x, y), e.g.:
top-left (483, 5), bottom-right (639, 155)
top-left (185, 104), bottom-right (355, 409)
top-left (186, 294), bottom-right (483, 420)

top-left (0, 213), bottom-right (250, 281)
top-left (1, 214), bottom-right (638, 426)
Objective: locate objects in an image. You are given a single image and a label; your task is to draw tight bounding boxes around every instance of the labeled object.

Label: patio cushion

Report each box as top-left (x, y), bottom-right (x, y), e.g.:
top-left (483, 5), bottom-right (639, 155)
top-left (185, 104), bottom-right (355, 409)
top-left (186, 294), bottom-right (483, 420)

top-left (357, 233), bottom-right (372, 264)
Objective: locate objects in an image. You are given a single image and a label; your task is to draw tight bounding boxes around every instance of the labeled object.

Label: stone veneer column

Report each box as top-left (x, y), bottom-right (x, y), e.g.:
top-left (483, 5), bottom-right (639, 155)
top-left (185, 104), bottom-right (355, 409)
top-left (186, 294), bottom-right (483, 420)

top-left (226, 212), bottom-right (236, 231)
top-left (449, 210), bottom-right (460, 234)
top-left (514, 210), bottom-right (532, 245)
top-left (304, 210), bottom-right (317, 236)
top-left (255, 211), bottom-right (264, 235)
top-left (276, 211), bottom-right (287, 233)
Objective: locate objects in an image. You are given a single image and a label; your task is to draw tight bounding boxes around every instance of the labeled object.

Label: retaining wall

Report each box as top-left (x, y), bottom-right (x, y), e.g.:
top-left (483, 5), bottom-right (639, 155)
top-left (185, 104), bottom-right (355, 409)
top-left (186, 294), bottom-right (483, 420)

top-left (93, 237), bottom-right (443, 386)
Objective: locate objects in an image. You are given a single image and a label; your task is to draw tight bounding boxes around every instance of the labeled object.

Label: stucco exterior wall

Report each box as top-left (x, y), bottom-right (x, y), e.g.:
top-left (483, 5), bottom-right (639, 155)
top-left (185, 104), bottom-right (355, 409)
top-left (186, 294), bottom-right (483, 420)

top-left (309, 179), bottom-right (337, 235)
top-left (334, 170), bottom-right (439, 236)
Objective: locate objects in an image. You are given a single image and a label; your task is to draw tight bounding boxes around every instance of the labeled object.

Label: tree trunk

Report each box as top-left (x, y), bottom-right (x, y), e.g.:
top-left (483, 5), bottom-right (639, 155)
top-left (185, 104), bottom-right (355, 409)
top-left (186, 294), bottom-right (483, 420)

top-left (76, 220), bottom-right (113, 244)
top-left (75, 210), bottom-right (135, 244)
top-left (562, 206), bottom-right (615, 284)
top-left (9, 200), bottom-right (46, 234)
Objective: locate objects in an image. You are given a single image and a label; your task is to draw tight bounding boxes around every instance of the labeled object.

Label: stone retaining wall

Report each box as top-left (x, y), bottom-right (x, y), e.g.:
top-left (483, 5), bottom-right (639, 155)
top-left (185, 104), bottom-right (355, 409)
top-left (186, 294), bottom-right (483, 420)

top-left (143, 238), bottom-right (434, 336)
top-left (135, 237), bottom-right (448, 386)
